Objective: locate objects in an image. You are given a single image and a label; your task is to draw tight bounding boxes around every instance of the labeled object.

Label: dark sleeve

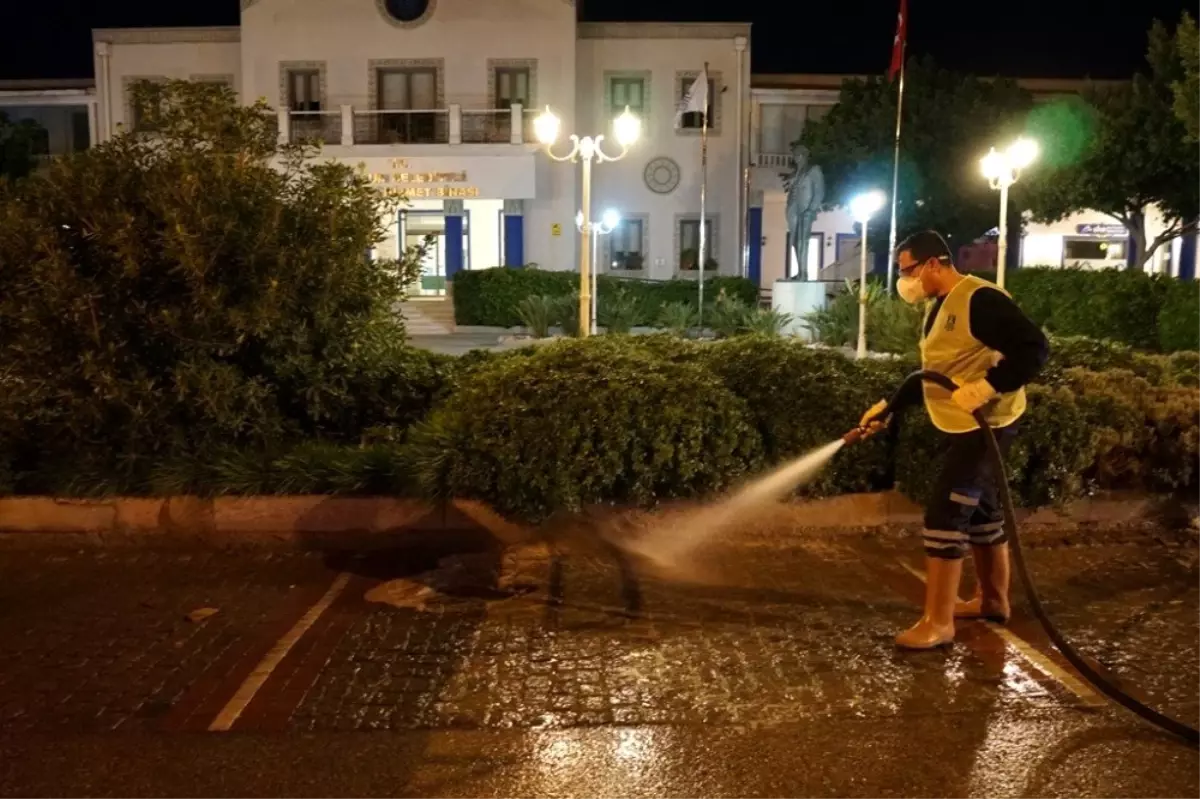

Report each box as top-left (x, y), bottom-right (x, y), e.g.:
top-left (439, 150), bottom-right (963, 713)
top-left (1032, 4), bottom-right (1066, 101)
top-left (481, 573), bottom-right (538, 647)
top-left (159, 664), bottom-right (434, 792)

top-left (969, 287), bottom-right (1049, 392)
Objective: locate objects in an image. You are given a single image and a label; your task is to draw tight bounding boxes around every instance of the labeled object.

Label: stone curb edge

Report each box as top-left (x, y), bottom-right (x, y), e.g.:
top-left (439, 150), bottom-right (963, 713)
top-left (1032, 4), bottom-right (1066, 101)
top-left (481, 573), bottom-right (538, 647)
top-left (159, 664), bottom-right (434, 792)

top-left (0, 491), bottom-right (1192, 548)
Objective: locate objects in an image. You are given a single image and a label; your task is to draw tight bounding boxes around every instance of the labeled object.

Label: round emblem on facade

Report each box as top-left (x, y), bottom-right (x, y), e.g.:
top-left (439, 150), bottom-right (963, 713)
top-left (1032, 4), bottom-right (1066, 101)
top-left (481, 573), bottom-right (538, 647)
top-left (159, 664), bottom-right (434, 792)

top-left (644, 156), bottom-right (681, 195)
top-left (378, 0), bottom-right (435, 26)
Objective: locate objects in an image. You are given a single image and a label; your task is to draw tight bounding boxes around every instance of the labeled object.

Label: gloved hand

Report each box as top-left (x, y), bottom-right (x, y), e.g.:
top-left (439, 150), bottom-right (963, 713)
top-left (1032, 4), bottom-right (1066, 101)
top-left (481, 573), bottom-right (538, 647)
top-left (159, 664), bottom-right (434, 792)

top-left (951, 378), bottom-right (998, 414)
top-left (858, 399), bottom-right (890, 438)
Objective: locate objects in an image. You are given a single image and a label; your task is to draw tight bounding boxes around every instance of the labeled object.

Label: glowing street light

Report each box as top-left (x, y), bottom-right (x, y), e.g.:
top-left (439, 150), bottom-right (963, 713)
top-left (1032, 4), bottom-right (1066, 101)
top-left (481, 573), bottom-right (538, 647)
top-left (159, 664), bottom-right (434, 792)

top-left (981, 137), bottom-right (1038, 288)
top-left (850, 189), bottom-right (887, 360)
top-left (576, 208), bottom-right (621, 335)
top-left (536, 106), bottom-right (641, 337)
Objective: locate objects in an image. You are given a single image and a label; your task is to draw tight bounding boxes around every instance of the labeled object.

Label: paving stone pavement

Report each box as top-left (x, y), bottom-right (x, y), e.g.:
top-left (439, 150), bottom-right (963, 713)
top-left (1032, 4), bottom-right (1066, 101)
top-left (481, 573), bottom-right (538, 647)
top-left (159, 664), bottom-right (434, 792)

top-left (0, 522), bottom-right (1195, 797)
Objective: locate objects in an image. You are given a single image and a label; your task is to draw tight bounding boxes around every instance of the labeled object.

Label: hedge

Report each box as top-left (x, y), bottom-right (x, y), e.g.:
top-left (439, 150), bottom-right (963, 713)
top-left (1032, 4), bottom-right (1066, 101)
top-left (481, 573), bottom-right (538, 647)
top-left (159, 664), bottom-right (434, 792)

top-left (451, 267), bottom-right (758, 328)
top-left (5, 336), bottom-right (1196, 523)
top-left (984, 267), bottom-right (1199, 353)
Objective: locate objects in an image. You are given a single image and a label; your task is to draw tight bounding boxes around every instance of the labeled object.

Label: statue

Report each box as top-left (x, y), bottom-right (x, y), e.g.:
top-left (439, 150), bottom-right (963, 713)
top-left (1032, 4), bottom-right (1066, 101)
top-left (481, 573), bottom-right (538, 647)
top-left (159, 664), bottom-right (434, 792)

top-left (782, 142), bottom-right (825, 281)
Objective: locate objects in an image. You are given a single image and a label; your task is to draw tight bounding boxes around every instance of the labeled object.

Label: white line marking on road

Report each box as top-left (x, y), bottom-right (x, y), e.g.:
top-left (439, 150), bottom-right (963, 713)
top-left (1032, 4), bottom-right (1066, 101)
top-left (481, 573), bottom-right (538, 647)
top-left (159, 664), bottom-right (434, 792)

top-left (898, 560), bottom-right (1103, 706)
top-left (208, 572), bottom-right (351, 732)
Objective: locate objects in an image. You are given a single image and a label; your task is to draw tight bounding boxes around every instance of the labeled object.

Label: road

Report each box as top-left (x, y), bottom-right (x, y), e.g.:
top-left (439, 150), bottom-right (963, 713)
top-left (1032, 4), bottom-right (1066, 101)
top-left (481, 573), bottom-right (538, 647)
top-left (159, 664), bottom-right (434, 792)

top-left (0, 515), bottom-right (1195, 797)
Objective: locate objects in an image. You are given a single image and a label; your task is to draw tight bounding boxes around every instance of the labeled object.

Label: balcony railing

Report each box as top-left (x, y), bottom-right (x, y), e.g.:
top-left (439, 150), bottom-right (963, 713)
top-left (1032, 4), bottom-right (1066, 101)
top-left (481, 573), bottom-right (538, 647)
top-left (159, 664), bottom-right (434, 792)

top-left (461, 109), bottom-right (513, 144)
top-left (275, 103), bottom-right (529, 147)
top-left (288, 111), bottom-right (343, 145)
top-left (754, 152), bottom-right (794, 168)
top-left (355, 109), bottom-right (449, 144)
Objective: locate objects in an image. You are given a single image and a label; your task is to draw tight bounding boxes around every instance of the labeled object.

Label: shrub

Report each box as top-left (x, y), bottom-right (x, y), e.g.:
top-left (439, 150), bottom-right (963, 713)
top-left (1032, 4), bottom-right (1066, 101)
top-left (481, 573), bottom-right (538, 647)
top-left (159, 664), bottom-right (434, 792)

top-left (743, 308), bottom-right (795, 336)
top-left (707, 295), bottom-right (753, 338)
top-left (696, 336), bottom-right (913, 496)
top-left (451, 267), bottom-right (757, 327)
top-left (1003, 267), bottom-right (1194, 352)
top-left (657, 301), bottom-right (697, 335)
top-left (1158, 279), bottom-right (1200, 352)
top-left (515, 295), bottom-right (558, 338)
top-left (413, 337), bottom-right (764, 520)
top-left (804, 279), bottom-right (922, 355)
top-left (0, 80), bottom-right (426, 494)
top-left (598, 287), bottom-right (640, 334)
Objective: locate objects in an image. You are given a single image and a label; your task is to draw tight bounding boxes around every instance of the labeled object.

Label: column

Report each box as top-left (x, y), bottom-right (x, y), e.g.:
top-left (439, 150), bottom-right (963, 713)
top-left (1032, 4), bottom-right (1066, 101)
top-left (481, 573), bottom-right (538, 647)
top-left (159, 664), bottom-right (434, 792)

top-left (86, 101), bottom-right (99, 149)
top-left (747, 190), bottom-right (763, 288)
top-left (503, 199), bottom-right (525, 267)
top-left (444, 199), bottom-right (465, 280)
top-left (1179, 233), bottom-right (1196, 281)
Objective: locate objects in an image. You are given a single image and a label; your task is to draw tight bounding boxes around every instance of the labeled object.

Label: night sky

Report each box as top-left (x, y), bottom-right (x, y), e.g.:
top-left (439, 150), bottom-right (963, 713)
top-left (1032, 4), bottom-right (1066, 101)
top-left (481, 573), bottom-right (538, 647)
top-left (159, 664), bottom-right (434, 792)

top-left (0, 0), bottom-right (1192, 81)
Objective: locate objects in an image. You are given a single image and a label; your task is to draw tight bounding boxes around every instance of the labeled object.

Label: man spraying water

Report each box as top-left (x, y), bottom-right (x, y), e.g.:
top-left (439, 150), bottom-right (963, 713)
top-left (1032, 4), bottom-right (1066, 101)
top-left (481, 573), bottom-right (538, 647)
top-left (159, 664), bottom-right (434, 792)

top-left (859, 230), bottom-right (1048, 650)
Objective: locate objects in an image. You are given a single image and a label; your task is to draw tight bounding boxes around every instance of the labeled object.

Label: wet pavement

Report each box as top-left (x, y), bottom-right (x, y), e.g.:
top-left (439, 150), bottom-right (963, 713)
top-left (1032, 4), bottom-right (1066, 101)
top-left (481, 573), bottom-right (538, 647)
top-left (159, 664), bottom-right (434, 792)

top-left (0, 519), bottom-right (1195, 797)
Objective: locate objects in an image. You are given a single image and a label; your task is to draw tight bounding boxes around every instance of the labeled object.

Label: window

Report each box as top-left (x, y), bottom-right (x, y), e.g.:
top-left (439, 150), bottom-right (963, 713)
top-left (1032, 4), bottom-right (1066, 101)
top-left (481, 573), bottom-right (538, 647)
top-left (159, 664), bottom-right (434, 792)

top-left (377, 67), bottom-right (439, 143)
top-left (678, 217), bottom-right (715, 271)
top-left (287, 70), bottom-right (321, 112)
top-left (610, 77), bottom-right (646, 117)
top-left (608, 219), bottom-right (645, 271)
top-left (678, 77), bottom-right (714, 130)
top-left (494, 67), bottom-right (531, 109)
top-left (1064, 238), bottom-right (1125, 263)
top-left (757, 103), bottom-right (831, 154)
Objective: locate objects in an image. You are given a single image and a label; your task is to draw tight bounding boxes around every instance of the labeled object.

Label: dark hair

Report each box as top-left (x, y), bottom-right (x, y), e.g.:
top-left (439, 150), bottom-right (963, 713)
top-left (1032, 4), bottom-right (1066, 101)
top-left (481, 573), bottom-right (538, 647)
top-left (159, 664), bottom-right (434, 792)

top-left (897, 229), bottom-right (953, 265)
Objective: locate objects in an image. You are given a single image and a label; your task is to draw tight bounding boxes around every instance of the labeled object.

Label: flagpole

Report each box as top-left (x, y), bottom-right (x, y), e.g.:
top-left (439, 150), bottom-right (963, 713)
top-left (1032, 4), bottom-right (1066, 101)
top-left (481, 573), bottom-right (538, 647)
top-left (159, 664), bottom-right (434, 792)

top-left (885, 43), bottom-right (906, 293)
top-left (698, 62), bottom-right (709, 331)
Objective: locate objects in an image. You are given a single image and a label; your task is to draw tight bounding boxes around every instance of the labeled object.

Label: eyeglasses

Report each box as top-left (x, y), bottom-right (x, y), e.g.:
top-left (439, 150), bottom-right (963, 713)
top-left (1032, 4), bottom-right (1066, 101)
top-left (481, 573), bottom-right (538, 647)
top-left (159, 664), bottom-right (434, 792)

top-left (895, 255), bottom-right (951, 277)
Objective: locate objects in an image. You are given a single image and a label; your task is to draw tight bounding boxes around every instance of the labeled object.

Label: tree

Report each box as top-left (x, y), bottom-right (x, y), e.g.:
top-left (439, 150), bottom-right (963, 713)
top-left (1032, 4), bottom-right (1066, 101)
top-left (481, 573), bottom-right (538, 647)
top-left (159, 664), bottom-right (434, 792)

top-left (1172, 12), bottom-right (1199, 143)
top-left (800, 57), bottom-right (1033, 257)
top-left (1022, 20), bottom-right (1199, 271)
top-left (0, 80), bottom-right (427, 493)
top-left (0, 112), bottom-right (48, 182)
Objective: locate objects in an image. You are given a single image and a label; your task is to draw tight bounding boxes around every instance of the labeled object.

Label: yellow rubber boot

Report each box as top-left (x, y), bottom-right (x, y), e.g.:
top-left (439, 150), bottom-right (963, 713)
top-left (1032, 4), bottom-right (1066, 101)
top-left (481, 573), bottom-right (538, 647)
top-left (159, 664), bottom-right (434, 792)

top-left (955, 543), bottom-right (1011, 623)
top-left (896, 556), bottom-right (963, 649)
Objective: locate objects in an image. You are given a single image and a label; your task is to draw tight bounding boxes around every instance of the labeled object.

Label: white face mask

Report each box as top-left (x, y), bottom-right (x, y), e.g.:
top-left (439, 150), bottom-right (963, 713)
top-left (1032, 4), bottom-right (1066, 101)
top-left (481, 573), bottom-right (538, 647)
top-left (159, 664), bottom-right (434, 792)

top-left (897, 275), bottom-right (929, 304)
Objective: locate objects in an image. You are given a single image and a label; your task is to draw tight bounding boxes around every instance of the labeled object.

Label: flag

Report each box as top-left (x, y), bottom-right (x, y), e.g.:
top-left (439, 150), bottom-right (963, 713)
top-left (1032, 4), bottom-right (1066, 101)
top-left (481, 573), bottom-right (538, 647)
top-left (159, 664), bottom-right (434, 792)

top-left (888, 0), bottom-right (907, 81)
top-left (675, 68), bottom-right (709, 128)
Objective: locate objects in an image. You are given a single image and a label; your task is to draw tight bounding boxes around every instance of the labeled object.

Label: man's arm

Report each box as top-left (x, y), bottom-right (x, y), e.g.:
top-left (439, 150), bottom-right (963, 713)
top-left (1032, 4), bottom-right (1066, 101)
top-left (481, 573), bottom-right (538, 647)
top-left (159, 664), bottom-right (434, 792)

top-left (969, 287), bottom-right (1049, 392)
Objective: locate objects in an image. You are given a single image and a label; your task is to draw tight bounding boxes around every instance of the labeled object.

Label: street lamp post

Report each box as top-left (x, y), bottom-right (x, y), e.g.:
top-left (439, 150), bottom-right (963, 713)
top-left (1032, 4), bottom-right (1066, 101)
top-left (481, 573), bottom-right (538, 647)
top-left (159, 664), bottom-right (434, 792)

top-left (849, 190), bottom-right (887, 360)
top-left (981, 137), bottom-right (1038, 289)
top-left (535, 106), bottom-right (640, 338)
top-left (576, 208), bottom-right (620, 335)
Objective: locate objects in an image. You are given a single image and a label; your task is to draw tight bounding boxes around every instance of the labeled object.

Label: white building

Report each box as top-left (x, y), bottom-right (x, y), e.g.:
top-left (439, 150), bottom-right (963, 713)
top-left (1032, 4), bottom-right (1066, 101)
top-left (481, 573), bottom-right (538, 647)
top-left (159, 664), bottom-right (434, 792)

top-left (46, 0), bottom-right (746, 296)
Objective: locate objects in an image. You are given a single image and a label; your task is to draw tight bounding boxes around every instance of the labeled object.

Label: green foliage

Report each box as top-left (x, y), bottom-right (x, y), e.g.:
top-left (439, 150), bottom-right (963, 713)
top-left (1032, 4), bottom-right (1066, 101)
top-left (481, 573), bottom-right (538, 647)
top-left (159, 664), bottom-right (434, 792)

top-left (515, 295), bottom-right (558, 338)
top-left (598, 287), bottom-right (640, 334)
top-left (708, 295), bottom-right (754, 338)
top-left (742, 308), bottom-right (795, 337)
top-left (451, 267), bottom-right (757, 327)
top-left (1174, 12), bottom-right (1200, 143)
top-left (801, 57), bottom-right (1032, 254)
top-left (412, 337), bottom-right (764, 521)
top-left (0, 112), bottom-right (48, 182)
top-left (1157, 280), bottom-right (1200, 353)
top-left (697, 337), bottom-right (912, 496)
top-left (656, 301), bottom-right (697, 335)
top-left (804, 279), bottom-right (922, 355)
top-left (0, 79), bottom-right (427, 494)
top-left (1021, 20), bottom-right (1199, 268)
top-left (1000, 267), bottom-right (1195, 352)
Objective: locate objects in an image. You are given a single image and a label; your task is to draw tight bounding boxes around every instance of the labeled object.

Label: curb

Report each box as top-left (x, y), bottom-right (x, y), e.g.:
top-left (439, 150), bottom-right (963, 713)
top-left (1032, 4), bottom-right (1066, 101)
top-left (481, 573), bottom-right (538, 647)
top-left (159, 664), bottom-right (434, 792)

top-left (0, 491), bottom-right (1191, 548)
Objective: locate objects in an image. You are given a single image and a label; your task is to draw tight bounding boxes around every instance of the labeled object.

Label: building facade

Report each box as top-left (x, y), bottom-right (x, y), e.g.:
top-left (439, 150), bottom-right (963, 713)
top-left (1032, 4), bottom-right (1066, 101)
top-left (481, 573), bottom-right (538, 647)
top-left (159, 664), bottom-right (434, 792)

top-left (70, 1), bottom-right (750, 294)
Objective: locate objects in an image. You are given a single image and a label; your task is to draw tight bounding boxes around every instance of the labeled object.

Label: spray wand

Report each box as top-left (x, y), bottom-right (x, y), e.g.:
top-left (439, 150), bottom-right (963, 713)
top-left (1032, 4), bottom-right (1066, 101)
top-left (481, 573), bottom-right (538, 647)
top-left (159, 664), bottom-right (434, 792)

top-left (840, 369), bottom-right (1199, 747)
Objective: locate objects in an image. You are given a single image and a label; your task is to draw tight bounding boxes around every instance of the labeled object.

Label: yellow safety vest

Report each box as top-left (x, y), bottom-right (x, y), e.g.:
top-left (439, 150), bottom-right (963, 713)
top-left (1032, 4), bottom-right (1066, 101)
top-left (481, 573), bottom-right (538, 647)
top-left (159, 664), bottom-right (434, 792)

top-left (920, 275), bottom-right (1027, 434)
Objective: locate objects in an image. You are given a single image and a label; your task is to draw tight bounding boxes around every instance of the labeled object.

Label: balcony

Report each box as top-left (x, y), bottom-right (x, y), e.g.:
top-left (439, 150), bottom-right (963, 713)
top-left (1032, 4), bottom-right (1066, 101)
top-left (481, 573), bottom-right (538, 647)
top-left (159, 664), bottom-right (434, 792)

top-left (276, 104), bottom-right (531, 147)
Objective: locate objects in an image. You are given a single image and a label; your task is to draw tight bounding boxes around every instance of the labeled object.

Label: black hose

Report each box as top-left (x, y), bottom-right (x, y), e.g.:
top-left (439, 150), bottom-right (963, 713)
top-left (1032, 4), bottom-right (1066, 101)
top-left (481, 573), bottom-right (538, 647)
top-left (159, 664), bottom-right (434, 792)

top-left (879, 370), bottom-right (1200, 747)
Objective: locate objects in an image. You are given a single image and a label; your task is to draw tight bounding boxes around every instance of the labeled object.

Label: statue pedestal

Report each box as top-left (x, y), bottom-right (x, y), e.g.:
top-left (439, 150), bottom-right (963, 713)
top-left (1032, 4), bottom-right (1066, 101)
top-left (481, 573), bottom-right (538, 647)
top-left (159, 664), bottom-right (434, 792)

top-left (772, 280), bottom-right (829, 340)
